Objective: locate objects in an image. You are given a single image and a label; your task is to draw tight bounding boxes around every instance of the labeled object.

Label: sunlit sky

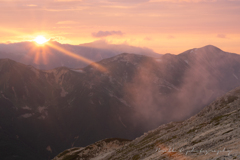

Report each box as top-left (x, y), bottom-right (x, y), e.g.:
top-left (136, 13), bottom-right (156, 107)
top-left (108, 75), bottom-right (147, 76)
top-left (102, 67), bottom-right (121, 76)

top-left (0, 0), bottom-right (240, 54)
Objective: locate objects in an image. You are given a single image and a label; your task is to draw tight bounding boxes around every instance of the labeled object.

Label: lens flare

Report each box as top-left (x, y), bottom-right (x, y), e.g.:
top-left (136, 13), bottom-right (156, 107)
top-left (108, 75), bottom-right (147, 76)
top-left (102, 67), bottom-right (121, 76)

top-left (47, 42), bottom-right (107, 72)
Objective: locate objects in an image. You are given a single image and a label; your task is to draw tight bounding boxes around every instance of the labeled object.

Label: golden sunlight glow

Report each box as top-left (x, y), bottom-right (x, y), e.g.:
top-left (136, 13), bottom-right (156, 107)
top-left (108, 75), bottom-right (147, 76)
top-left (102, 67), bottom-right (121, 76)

top-left (46, 42), bottom-right (107, 72)
top-left (26, 40), bottom-right (107, 72)
top-left (34, 36), bottom-right (49, 44)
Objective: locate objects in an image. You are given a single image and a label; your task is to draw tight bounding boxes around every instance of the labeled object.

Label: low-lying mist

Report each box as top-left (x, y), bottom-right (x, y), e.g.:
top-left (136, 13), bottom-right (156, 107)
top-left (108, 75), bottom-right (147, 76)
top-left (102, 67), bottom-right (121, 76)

top-left (123, 47), bottom-right (240, 131)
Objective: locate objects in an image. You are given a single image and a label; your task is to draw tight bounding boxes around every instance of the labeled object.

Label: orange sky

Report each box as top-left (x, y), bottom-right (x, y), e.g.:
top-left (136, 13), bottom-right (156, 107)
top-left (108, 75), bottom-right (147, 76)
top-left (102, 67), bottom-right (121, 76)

top-left (0, 0), bottom-right (240, 54)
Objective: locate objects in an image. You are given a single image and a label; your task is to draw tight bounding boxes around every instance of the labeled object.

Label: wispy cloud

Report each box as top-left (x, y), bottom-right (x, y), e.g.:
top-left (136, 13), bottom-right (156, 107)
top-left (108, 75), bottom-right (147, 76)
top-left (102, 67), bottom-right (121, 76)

top-left (55, 0), bottom-right (83, 1)
top-left (92, 31), bottom-right (123, 38)
top-left (149, 0), bottom-right (219, 2)
top-left (168, 35), bottom-right (175, 39)
top-left (217, 34), bottom-right (227, 39)
top-left (57, 21), bottom-right (79, 24)
top-left (0, 0), bottom-right (240, 54)
top-left (26, 4), bottom-right (38, 7)
top-left (107, 0), bottom-right (149, 3)
top-left (144, 37), bottom-right (152, 41)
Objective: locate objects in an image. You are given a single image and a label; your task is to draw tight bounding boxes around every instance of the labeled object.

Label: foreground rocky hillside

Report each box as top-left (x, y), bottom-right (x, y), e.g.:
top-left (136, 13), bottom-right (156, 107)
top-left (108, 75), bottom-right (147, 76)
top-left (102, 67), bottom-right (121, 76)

top-left (1, 45), bottom-right (240, 159)
top-left (56, 84), bottom-right (240, 160)
top-left (53, 138), bottom-right (130, 160)
top-left (101, 86), bottom-right (240, 160)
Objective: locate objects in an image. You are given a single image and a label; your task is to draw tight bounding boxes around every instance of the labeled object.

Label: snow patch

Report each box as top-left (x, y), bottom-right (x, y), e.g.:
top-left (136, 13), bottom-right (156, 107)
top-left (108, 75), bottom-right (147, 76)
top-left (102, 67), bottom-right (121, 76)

top-left (155, 58), bottom-right (162, 62)
top-left (38, 115), bottom-right (47, 120)
top-left (91, 150), bottom-right (115, 160)
top-left (38, 106), bottom-right (47, 113)
top-left (159, 79), bottom-right (179, 90)
top-left (61, 87), bottom-right (68, 97)
top-left (71, 69), bottom-right (84, 73)
top-left (233, 74), bottom-right (238, 80)
top-left (190, 48), bottom-right (198, 54)
top-left (21, 113), bottom-right (34, 118)
top-left (109, 76), bottom-right (114, 83)
top-left (45, 69), bottom-right (68, 85)
top-left (46, 146), bottom-right (52, 153)
top-left (119, 116), bottom-right (127, 128)
top-left (12, 87), bottom-right (17, 98)
top-left (22, 106), bottom-right (32, 110)
top-left (37, 106), bottom-right (48, 120)
top-left (112, 54), bottom-right (136, 64)
top-left (30, 66), bottom-right (40, 77)
top-left (1, 93), bottom-right (10, 100)
top-left (72, 148), bottom-right (84, 154)
top-left (108, 91), bottom-right (131, 107)
top-left (114, 96), bottom-right (131, 107)
top-left (24, 86), bottom-right (29, 96)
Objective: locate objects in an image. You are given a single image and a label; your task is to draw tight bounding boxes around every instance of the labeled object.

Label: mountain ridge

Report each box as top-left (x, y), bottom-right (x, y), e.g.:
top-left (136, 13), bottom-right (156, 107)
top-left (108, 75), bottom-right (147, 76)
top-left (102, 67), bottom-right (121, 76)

top-left (1, 45), bottom-right (240, 159)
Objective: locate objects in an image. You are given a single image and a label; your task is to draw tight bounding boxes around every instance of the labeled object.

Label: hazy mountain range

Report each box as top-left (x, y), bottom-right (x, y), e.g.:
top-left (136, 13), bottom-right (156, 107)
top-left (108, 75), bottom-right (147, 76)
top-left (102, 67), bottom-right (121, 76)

top-left (0, 45), bottom-right (240, 159)
top-left (0, 40), bottom-right (161, 70)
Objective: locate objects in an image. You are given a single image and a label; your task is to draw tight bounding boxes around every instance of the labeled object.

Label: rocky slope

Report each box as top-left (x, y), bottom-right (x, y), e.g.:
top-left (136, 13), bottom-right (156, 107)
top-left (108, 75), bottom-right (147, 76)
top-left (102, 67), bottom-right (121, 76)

top-left (0, 59), bottom-right (81, 159)
top-left (53, 138), bottom-right (130, 160)
top-left (1, 45), bottom-right (240, 159)
top-left (71, 85), bottom-right (240, 160)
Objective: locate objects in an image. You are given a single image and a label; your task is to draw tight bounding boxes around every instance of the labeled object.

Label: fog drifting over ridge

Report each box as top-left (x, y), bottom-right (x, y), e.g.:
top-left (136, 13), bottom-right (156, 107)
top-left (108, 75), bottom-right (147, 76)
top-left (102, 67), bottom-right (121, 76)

top-left (121, 46), bottom-right (240, 130)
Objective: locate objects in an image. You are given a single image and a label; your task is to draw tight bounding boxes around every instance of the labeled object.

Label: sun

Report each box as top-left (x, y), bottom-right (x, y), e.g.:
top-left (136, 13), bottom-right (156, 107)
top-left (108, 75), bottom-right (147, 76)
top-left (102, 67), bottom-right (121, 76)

top-left (34, 35), bottom-right (49, 44)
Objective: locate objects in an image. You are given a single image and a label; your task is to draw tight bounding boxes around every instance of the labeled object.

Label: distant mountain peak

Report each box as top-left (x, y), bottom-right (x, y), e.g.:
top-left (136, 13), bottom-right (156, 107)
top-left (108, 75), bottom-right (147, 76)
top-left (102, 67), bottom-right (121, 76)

top-left (200, 44), bottom-right (222, 52)
top-left (161, 53), bottom-right (175, 58)
top-left (117, 52), bottom-right (143, 57)
top-left (0, 58), bottom-right (22, 70)
top-left (0, 58), bottom-right (14, 63)
top-left (101, 52), bottom-right (145, 64)
top-left (179, 45), bottom-right (224, 58)
top-left (203, 44), bottom-right (221, 49)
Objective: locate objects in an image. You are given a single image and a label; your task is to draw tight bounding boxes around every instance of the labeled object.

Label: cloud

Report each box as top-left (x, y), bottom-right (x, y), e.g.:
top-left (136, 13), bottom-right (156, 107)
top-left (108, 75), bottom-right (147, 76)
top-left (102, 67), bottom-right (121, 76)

top-left (26, 4), bottom-right (38, 7)
top-left (149, 0), bottom-right (218, 2)
top-left (56, 21), bottom-right (79, 24)
top-left (51, 36), bottom-right (67, 41)
top-left (80, 39), bottom-right (160, 57)
top-left (144, 37), bottom-right (152, 41)
top-left (107, 0), bottom-right (149, 3)
top-left (217, 34), bottom-right (227, 39)
top-left (92, 31), bottom-right (123, 38)
top-left (55, 0), bottom-right (83, 1)
top-left (168, 35), bottom-right (175, 39)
